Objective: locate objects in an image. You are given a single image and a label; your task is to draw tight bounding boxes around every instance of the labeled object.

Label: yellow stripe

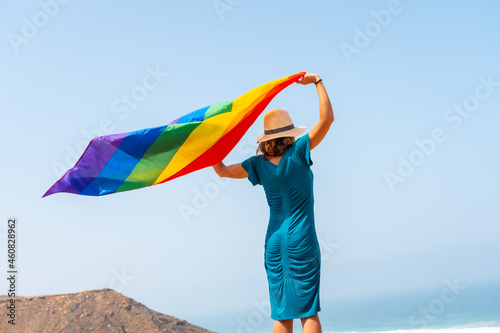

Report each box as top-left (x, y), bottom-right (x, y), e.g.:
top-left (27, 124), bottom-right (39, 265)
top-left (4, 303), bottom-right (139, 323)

top-left (154, 111), bottom-right (239, 183)
top-left (221, 78), bottom-right (282, 135)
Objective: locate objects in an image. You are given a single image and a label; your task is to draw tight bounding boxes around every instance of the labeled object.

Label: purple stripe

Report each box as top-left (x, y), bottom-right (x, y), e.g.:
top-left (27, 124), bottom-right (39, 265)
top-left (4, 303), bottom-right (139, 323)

top-left (79, 133), bottom-right (128, 171)
top-left (43, 132), bottom-right (128, 197)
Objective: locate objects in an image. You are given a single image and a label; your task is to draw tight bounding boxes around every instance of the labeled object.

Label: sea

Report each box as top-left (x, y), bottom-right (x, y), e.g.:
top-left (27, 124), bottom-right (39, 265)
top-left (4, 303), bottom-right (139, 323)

top-left (192, 280), bottom-right (500, 333)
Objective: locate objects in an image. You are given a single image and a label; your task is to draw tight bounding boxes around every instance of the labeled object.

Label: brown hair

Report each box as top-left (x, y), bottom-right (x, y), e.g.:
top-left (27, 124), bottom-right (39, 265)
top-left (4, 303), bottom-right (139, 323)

top-left (257, 137), bottom-right (295, 159)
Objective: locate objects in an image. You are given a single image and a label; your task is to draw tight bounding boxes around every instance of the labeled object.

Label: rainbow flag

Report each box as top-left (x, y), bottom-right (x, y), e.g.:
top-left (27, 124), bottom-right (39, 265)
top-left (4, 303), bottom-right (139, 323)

top-left (43, 72), bottom-right (305, 197)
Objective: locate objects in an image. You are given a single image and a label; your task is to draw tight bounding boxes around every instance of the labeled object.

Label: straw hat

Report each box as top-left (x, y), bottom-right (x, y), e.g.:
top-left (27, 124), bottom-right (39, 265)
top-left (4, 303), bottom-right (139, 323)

top-left (257, 109), bottom-right (306, 143)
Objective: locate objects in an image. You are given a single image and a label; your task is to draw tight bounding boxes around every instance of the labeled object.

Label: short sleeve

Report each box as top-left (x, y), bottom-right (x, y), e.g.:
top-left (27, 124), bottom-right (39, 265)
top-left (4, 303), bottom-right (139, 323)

top-left (241, 156), bottom-right (261, 186)
top-left (294, 134), bottom-right (313, 167)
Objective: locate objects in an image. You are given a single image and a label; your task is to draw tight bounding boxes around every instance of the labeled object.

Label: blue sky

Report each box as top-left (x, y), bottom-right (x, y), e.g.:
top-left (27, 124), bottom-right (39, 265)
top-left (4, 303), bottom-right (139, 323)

top-left (1, 0), bottom-right (499, 330)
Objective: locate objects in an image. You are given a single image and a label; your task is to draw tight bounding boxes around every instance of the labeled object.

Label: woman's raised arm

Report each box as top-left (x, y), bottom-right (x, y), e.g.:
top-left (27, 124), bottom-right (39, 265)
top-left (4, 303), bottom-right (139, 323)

top-left (297, 73), bottom-right (334, 150)
top-left (213, 162), bottom-right (248, 179)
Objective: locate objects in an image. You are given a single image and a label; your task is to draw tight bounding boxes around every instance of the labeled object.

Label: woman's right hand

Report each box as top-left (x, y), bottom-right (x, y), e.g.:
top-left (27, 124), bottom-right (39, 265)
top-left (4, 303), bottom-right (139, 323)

top-left (296, 73), bottom-right (321, 85)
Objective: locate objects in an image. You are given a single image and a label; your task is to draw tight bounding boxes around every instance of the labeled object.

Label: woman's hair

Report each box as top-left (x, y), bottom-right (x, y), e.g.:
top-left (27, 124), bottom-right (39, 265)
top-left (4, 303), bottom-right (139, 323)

top-left (257, 137), bottom-right (295, 159)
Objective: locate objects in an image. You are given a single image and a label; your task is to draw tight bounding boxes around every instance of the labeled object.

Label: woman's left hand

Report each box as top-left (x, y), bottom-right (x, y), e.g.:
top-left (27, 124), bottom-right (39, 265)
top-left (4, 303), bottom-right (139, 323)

top-left (296, 73), bottom-right (321, 85)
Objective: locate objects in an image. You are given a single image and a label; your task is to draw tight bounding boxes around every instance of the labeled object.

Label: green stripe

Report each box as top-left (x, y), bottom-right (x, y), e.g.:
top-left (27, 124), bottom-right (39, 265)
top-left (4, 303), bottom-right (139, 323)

top-left (203, 101), bottom-right (232, 120)
top-left (116, 122), bottom-right (200, 193)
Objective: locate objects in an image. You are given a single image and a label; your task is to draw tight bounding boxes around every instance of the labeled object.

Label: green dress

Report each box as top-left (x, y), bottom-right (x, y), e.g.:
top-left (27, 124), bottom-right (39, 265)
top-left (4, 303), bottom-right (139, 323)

top-left (241, 134), bottom-right (321, 320)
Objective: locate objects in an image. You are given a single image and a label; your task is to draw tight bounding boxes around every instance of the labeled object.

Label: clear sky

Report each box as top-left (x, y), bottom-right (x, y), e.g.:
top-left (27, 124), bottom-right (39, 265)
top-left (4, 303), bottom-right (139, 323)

top-left (1, 0), bottom-right (499, 329)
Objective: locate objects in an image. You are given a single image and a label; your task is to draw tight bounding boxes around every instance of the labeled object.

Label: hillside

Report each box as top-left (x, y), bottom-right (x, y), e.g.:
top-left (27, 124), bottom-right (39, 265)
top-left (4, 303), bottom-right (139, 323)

top-left (0, 288), bottom-right (214, 333)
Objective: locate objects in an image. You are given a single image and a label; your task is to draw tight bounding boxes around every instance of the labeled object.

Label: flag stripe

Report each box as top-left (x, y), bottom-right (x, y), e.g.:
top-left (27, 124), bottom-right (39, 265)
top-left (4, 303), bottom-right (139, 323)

top-left (81, 126), bottom-right (166, 195)
top-left (116, 122), bottom-right (200, 193)
top-left (177, 106), bottom-right (210, 124)
top-left (203, 101), bottom-right (233, 120)
top-left (43, 133), bottom-right (128, 197)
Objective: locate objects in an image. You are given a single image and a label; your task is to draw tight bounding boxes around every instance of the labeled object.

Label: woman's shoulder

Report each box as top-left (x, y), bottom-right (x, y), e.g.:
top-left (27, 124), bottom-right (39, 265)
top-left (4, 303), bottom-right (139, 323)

top-left (295, 133), bottom-right (310, 145)
top-left (242, 154), bottom-right (264, 168)
top-left (241, 154), bottom-right (265, 186)
top-left (290, 134), bottom-right (313, 166)
top-left (289, 134), bottom-right (310, 152)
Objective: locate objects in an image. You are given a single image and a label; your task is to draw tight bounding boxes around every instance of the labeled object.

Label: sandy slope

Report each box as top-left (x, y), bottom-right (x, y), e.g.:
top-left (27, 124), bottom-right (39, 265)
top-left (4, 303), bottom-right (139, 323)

top-left (0, 288), bottom-right (214, 333)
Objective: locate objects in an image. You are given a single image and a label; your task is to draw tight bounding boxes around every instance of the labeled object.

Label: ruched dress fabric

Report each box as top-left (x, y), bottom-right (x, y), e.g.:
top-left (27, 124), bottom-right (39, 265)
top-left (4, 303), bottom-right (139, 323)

top-left (241, 134), bottom-right (321, 320)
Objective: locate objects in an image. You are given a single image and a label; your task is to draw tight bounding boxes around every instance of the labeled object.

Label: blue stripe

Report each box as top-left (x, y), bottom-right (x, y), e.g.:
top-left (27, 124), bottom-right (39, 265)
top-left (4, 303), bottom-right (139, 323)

top-left (177, 106), bottom-right (209, 124)
top-left (81, 125), bottom-right (167, 196)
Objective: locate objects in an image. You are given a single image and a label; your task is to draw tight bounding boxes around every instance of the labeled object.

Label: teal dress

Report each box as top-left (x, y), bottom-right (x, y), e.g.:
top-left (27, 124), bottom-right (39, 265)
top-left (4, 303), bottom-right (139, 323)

top-left (241, 134), bottom-right (321, 320)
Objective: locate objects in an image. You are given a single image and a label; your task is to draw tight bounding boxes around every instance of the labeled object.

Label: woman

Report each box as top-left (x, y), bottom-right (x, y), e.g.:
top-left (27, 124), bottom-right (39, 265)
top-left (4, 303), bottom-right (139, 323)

top-left (213, 73), bottom-right (334, 333)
